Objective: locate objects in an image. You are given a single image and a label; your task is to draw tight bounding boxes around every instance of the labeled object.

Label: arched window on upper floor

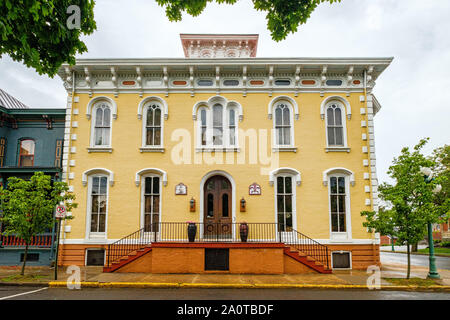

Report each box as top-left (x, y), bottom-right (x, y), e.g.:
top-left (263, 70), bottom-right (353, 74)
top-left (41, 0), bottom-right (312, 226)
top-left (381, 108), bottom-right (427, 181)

top-left (194, 96), bottom-right (241, 151)
top-left (91, 102), bottom-right (112, 148)
top-left (19, 139), bottom-right (35, 167)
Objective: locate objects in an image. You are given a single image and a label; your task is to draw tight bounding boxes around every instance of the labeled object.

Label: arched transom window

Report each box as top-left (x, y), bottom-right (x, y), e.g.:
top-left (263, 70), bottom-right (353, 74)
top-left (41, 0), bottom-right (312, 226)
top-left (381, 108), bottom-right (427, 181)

top-left (198, 103), bottom-right (238, 148)
top-left (326, 103), bottom-right (344, 146)
top-left (144, 104), bottom-right (162, 146)
top-left (92, 103), bottom-right (111, 147)
top-left (274, 103), bottom-right (292, 146)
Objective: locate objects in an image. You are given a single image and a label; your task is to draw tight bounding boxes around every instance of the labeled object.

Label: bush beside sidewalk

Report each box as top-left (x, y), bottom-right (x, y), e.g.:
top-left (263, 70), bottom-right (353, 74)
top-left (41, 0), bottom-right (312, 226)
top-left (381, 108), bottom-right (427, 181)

top-left (0, 265), bottom-right (449, 291)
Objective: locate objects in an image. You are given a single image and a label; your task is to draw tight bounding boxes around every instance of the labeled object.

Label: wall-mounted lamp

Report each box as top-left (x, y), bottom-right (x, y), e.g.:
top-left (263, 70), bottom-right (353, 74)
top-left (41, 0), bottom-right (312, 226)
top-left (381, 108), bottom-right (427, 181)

top-left (240, 197), bottom-right (246, 212)
top-left (190, 197), bottom-right (196, 212)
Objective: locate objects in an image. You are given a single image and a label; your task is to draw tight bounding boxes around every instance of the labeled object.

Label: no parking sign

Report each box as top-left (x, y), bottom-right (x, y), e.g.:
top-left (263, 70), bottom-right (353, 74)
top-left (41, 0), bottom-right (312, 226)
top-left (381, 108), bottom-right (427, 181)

top-left (55, 205), bottom-right (66, 218)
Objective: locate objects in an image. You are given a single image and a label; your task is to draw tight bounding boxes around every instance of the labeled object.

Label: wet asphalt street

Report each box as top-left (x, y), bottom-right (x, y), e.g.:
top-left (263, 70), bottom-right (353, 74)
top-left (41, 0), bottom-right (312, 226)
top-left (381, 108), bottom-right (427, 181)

top-left (380, 252), bottom-right (450, 270)
top-left (0, 286), bottom-right (448, 300)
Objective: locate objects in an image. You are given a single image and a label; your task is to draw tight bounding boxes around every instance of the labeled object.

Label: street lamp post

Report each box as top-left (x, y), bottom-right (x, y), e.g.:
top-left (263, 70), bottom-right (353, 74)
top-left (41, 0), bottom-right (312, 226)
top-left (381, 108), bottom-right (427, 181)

top-left (420, 167), bottom-right (441, 279)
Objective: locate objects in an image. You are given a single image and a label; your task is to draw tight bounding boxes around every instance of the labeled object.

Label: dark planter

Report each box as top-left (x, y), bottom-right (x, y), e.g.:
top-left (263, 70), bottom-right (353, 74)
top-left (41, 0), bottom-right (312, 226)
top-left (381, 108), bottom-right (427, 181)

top-left (239, 223), bottom-right (249, 242)
top-left (187, 223), bottom-right (197, 242)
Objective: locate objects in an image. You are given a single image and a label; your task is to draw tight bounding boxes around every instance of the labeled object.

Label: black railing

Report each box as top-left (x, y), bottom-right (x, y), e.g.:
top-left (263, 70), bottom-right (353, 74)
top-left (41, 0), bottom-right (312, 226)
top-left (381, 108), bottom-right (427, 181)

top-left (106, 222), bottom-right (329, 270)
top-left (281, 229), bottom-right (330, 270)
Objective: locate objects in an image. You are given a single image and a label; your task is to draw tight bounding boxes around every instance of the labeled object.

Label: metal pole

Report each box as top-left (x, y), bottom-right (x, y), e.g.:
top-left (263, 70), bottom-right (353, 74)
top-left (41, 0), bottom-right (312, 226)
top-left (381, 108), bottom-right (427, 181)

top-left (427, 222), bottom-right (440, 279)
top-left (54, 218), bottom-right (61, 280)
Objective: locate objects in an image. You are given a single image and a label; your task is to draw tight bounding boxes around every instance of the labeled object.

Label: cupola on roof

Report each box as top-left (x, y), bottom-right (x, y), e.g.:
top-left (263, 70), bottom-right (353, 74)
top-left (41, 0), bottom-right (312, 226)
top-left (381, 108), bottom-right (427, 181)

top-left (180, 34), bottom-right (259, 58)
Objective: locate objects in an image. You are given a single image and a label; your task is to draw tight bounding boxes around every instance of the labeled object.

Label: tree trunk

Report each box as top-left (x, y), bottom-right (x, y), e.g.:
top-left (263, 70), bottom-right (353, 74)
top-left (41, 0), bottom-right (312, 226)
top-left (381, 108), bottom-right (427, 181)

top-left (21, 243), bottom-right (29, 276)
top-left (406, 242), bottom-right (411, 279)
top-left (412, 243), bottom-right (418, 252)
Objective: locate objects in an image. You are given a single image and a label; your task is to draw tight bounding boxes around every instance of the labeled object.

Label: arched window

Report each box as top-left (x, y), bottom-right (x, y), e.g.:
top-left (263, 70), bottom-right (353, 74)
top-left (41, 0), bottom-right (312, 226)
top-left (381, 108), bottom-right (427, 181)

top-left (326, 103), bottom-right (344, 146)
top-left (91, 103), bottom-right (111, 147)
top-left (145, 104), bottom-right (162, 146)
top-left (196, 103), bottom-right (238, 149)
top-left (19, 139), bottom-right (35, 167)
top-left (212, 104), bottom-right (223, 145)
top-left (323, 167), bottom-right (353, 240)
top-left (274, 103), bottom-right (292, 146)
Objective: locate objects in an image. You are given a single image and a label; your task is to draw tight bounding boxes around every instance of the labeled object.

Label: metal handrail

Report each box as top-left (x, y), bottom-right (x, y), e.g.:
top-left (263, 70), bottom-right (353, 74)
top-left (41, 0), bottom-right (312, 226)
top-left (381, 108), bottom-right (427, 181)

top-left (105, 222), bottom-right (330, 270)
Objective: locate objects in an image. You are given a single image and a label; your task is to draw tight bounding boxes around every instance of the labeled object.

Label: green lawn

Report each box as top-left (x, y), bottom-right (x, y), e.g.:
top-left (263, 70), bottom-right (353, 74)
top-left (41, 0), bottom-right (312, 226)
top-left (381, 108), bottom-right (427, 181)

top-left (417, 247), bottom-right (450, 256)
top-left (384, 277), bottom-right (442, 287)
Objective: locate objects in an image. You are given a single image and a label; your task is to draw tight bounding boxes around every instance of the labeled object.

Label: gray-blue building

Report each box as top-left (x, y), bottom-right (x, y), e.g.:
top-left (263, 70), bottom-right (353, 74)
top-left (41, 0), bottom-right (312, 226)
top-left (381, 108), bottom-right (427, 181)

top-left (0, 89), bottom-right (65, 266)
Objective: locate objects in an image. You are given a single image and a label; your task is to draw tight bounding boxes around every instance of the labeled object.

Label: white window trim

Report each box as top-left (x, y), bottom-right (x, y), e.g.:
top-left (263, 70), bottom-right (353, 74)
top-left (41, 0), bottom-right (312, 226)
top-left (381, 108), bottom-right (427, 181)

top-left (273, 173), bottom-right (298, 235)
top-left (140, 174), bottom-right (163, 234)
top-left (195, 103), bottom-right (240, 151)
top-left (84, 248), bottom-right (106, 266)
top-left (271, 101), bottom-right (297, 152)
top-left (327, 173), bottom-right (352, 241)
top-left (324, 101), bottom-right (349, 151)
top-left (140, 102), bottom-right (165, 151)
top-left (331, 251), bottom-right (352, 270)
top-left (135, 168), bottom-right (167, 187)
top-left (86, 96), bottom-right (117, 120)
top-left (88, 101), bottom-right (113, 151)
top-left (85, 174), bottom-right (110, 240)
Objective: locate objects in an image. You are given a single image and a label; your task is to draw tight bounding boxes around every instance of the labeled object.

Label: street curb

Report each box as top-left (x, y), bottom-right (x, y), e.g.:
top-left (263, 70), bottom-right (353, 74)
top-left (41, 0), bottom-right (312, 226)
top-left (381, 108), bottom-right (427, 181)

top-left (46, 281), bottom-right (450, 292)
top-left (0, 282), bottom-right (48, 287)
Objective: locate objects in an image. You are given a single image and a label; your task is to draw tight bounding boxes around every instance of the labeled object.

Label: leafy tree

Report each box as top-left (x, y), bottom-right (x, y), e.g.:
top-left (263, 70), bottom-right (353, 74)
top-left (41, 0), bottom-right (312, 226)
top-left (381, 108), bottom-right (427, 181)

top-left (156, 0), bottom-right (341, 41)
top-left (0, 0), bottom-right (96, 76)
top-left (0, 172), bottom-right (77, 275)
top-left (430, 145), bottom-right (450, 212)
top-left (361, 138), bottom-right (449, 279)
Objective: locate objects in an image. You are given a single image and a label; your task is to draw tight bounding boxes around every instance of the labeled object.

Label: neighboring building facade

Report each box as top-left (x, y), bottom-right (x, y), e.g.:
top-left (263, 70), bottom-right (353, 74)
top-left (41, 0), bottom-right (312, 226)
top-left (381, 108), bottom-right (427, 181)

top-left (0, 89), bottom-right (66, 266)
top-left (56, 34), bottom-right (392, 271)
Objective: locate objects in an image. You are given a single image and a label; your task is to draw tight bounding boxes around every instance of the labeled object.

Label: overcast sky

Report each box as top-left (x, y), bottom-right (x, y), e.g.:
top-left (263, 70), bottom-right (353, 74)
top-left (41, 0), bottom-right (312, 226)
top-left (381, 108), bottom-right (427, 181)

top-left (0, 0), bottom-right (449, 184)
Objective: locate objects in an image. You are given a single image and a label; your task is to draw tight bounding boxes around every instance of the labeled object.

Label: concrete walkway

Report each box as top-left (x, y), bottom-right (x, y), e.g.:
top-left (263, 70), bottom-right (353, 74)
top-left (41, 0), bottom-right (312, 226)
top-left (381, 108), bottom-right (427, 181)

top-left (1, 264), bottom-right (449, 289)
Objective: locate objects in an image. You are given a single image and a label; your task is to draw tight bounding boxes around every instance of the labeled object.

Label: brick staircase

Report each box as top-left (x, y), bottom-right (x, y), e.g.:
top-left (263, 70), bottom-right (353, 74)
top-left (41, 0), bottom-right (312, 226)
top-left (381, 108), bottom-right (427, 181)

top-left (283, 246), bottom-right (332, 273)
top-left (103, 245), bottom-right (152, 273)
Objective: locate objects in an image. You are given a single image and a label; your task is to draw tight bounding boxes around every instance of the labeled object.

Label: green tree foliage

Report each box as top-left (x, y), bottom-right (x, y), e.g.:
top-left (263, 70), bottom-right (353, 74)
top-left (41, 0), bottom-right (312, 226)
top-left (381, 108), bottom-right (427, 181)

top-left (0, 0), bottom-right (96, 77)
top-left (156, 0), bottom-right (341, 41)
top-left (430, 145), bottom-right (450, 212)
top-left (361, 138), bottom-right (449, 279)
top-left (0, 172), bottom-right (77, 275)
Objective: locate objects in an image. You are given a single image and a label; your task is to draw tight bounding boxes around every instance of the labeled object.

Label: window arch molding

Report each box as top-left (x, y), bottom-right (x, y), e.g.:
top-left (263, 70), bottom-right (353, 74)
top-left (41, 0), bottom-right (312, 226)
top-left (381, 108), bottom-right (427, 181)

top-left (269, 167), bottom-right (302, 186)
top-left (137, 96), bottom-right (168, 120)
top-left (322, 167), bottom-right (355, 186)
top-left (192, 95), bottom-right (243, 121)
top-left (320, 96), bottom-right (351, 120)
top-left (135, 168), bottom-right (167, 187)
top-left (268, 96), bottom-right (299, 120)
top-left (86, 96), bottom-right (117, 120)
top-left (82, 168), bottom-right (115, 187)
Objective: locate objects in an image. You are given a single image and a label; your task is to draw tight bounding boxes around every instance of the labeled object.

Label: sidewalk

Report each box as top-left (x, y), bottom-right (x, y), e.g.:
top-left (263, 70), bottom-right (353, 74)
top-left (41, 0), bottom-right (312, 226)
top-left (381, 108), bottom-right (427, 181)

top-left (0, 265), bottom-right (449, 291)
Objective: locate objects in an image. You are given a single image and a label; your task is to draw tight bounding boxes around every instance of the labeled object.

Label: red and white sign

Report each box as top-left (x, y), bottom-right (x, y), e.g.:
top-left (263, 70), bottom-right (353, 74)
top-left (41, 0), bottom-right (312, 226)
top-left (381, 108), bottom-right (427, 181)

top-left (55, 205), bottom-right (66, 218)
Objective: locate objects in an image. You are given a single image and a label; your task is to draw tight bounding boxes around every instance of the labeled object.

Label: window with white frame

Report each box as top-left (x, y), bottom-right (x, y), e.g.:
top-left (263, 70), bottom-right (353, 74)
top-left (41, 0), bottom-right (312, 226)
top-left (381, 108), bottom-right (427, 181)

top-left (143, 103), bottom-right (162, 147)
top-left (92, 103), bottom-right (111, 147)
top-left (89, 176), bottom-right (108, 234)
top-left (142, 176), bottom-right (160, 233)
top-left (197, 103), bottom-right (238, 148)
top-left (329, 176), bottom-right (347, 232)
top-left (274, 103), bottom-right (292, 146)
top-left (276, 175), bottom-right (294, 232)
top-left (326, 102), bottom-right (345, 147)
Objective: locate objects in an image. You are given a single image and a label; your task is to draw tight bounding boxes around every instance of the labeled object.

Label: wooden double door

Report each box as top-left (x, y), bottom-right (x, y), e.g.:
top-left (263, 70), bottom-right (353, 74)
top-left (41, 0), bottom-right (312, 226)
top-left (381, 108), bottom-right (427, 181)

top-left (203, 175), bottom-right (232, 238)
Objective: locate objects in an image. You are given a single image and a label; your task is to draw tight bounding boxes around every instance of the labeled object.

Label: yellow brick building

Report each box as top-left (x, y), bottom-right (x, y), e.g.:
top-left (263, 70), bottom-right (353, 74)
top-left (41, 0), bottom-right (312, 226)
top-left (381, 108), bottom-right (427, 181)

top-left (57, 34), bottom-right (392, 272)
